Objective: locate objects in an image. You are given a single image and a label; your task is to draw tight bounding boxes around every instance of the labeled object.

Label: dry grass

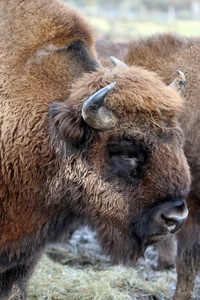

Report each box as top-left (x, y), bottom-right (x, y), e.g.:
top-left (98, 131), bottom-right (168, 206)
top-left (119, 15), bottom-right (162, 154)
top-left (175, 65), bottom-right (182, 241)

top-left (28, 253), bottom-right (176, 300)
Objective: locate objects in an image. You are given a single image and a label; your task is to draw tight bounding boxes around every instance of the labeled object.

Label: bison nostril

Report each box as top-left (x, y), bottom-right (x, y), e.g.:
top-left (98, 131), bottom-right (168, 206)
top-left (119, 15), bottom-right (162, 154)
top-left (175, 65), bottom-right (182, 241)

top-left (157, 199), bottom-right (188, 234)
top-left (161, 214), bottom-right (177, 231)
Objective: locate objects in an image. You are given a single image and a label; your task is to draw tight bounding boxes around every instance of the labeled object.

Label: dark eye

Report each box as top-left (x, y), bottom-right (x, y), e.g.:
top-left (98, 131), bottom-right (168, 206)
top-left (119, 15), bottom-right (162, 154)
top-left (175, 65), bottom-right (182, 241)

top-left (110, 154), bottom-right (140, 182)
top-left (120, 155), bottom-right (138, 167)
top-left (108, 142), bottom-right (147, 183)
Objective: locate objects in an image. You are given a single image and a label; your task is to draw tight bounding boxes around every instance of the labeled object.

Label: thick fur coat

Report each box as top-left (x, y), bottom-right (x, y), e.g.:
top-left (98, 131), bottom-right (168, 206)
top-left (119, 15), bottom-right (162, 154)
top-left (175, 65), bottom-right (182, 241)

top-left (96, 33), bottom-right (200, 300)
top-left (0, 2), bottom-right (191, 300)
top-left (125, 34), bottom-right (200, 300)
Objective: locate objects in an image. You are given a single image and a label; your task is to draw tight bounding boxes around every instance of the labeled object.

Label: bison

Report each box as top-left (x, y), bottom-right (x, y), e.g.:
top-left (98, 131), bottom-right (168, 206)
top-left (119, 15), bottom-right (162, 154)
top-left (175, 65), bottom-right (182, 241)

top-left (96, 33), bottom-right (200, 300)
top-left (0, 1), bottom-right (190, 299)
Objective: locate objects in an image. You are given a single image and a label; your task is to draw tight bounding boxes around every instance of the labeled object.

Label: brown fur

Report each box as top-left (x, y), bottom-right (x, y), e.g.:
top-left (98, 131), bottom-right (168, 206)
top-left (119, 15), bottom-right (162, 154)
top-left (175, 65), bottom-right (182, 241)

top-left (96, 40), bottom-right (128, 59)
top-left (0, 3), bottom-right (191, 300)
top-left (125, 34), bottom-right (200, 300)
top-left (155, 235), bottom-right (177, 270)
top-left (125, 35), bottom-right (200, 192)
top-left (96, 33), bottom-right (200, 300)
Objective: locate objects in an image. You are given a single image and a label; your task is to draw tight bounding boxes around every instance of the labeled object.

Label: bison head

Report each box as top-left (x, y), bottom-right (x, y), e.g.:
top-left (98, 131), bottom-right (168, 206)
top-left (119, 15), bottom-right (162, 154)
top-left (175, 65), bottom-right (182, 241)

top-left (49, 65), bottom-right (190, 264)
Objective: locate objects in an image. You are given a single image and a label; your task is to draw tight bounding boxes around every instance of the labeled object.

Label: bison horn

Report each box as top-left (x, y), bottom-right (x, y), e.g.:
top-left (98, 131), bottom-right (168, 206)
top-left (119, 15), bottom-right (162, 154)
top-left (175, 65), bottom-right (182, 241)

top-left (82, 82), bottom-right (117, 130)
top-left (169, 70), bottom-right (185, 94)
top-left (110, 56), bottom-right (129, 69)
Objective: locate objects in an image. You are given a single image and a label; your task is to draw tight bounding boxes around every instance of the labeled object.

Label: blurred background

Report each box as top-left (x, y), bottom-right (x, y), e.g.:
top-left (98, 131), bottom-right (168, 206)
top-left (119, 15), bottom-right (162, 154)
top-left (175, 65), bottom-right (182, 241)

top-left (62, 0), bottom-right (200, 42)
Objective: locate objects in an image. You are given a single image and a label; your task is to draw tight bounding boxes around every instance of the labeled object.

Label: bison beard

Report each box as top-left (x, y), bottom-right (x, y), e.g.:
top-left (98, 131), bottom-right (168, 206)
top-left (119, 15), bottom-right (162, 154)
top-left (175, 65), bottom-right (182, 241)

top-left (0, 1), bottom-right (191, 299)
top-left (52, 166), bottom-right (146, 266)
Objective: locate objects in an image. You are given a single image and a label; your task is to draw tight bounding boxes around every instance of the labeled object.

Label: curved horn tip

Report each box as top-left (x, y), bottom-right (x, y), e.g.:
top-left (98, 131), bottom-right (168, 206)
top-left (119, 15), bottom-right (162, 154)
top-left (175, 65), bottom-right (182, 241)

top-left (110, 56), bottom-right (118, 66)
top-left (110, 56), bottom-right (129, 69)
top-left (169, 70), bottom-right (186, 94)
top-left (177, 70), bottom-right (186, 93)
top-left (176, 70), bottom-right (186, 81)
top-left (107, 81), bottom-right (117, 91)
top-left (81, 82), bottom-right (117, 130)
top-left (83, 82), bottom-right (117, 111)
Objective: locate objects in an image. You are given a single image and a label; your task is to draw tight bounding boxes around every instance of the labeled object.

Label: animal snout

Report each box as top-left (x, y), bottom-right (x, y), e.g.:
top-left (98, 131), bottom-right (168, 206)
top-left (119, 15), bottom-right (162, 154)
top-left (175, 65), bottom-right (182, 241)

top-left (156, 199), bottom-right (188, 234)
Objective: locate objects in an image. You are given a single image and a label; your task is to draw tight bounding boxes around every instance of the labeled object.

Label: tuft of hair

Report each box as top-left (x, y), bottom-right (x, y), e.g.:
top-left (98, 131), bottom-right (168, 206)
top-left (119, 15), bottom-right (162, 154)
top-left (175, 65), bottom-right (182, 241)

top-left (68, 65), bottom-right (184, 117)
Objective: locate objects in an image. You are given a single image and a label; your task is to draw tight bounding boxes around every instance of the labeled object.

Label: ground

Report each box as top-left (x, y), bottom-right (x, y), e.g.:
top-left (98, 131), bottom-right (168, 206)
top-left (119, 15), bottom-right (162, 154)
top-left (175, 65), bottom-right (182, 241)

top-left (28, 227), bottom-right (200, 300)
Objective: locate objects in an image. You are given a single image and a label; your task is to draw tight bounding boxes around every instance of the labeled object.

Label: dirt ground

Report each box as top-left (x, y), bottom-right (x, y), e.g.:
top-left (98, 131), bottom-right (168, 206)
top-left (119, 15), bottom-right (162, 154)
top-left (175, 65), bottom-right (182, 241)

top-left (44, 226), bottom-right (200, 300)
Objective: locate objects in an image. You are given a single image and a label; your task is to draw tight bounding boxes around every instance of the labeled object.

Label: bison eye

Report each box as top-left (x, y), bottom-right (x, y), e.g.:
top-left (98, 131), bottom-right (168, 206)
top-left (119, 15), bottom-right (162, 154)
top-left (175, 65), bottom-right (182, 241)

top-left (120, 155), bottom-right (138, 166)
top-left (110, 153), bottom-right (140, 182)
top-left (108, 142), bottom-right (147, 183)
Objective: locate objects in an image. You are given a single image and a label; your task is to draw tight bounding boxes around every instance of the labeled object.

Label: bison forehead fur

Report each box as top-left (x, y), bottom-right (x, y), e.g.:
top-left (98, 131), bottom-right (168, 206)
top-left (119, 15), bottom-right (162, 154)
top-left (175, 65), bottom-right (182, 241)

top-left (0, 0), bottom-right (190, 299)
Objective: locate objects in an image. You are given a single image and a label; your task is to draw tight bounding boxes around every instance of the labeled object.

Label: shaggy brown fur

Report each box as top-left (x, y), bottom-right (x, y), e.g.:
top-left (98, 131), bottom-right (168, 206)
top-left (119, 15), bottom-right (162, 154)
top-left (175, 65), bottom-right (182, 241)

top-left (96, 33), bottom-right (200, 300)
top-left (0, 2), bottom-right (191, 300)
top-left (125, 34), bottom-right (200, 300)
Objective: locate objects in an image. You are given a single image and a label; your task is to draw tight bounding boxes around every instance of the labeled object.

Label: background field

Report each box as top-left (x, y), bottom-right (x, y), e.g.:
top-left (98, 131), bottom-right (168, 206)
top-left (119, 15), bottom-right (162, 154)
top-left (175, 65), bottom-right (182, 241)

top-left (63, 0), bottom-right (200, 41)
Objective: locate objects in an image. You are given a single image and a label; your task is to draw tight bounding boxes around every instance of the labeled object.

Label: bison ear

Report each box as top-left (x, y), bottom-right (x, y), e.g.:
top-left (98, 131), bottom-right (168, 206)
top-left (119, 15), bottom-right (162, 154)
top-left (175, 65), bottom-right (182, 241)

top-left (49, 102), bottom-right (90, 150)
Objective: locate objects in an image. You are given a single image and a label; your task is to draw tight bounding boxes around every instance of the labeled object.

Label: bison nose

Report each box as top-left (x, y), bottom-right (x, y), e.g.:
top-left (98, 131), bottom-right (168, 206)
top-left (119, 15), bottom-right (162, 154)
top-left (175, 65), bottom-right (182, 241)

top-left (156, 199), bottom-right (188, 234)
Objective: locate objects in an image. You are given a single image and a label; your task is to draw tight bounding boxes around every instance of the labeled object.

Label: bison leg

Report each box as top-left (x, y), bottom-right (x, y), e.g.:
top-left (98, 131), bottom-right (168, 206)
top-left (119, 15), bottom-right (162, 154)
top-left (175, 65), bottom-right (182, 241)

top-left (0, 253), bottom-right (40, 300)
top-left (173, 206), bottom-right (200, 300)
top-left (0, 265), bottom-right (29, 300)
top-left (155, 235), bottom-right (177, 270)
